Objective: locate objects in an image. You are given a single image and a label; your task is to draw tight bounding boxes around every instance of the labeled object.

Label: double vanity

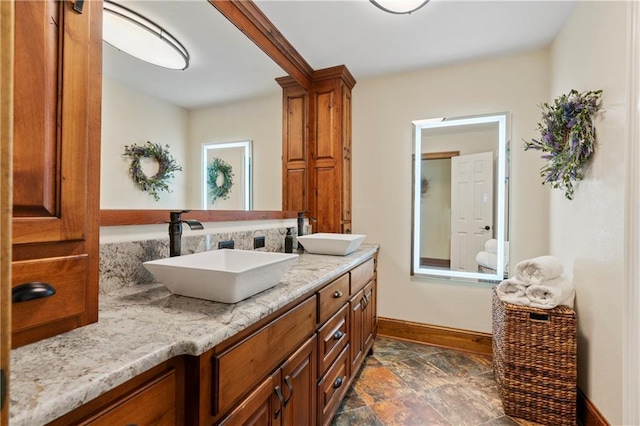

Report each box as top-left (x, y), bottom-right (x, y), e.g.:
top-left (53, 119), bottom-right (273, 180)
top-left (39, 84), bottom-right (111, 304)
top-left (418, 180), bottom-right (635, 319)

top-left (10, 244), bottom-right (379, 425)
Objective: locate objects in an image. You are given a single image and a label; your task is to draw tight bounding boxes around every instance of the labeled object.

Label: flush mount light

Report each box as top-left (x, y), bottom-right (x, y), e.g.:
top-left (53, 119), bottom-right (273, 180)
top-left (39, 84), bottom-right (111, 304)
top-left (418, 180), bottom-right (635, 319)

top-left (370, 0), bottom-right (430, 15)
top-left (103, 0), bottom-right (189, 70)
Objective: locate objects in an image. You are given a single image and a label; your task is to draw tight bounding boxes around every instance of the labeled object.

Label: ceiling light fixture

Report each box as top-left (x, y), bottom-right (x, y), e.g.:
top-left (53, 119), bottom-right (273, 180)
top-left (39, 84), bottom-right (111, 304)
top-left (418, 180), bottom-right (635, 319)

top-left (103, 0), bottom-right (190, 70)
top-left (370, 0), bottom-right (430, 15)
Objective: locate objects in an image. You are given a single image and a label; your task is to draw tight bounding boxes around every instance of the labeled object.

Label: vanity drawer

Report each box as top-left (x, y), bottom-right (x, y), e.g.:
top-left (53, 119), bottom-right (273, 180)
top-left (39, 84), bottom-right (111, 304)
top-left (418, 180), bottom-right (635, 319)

top-left (12, 255), bottom-right (87, 333)
top-left (318, 273), bottom-right (349, 324)
top-left (317, 304), bottom-right (349, 377)
top-left (215, 296), bottom-right (316, 415)
top-left (350, 258), bottom-right (374, 295)
top-left (82, 369), bottom-right (176, 426)
top-left (317, 345), bottom-right (349, 426)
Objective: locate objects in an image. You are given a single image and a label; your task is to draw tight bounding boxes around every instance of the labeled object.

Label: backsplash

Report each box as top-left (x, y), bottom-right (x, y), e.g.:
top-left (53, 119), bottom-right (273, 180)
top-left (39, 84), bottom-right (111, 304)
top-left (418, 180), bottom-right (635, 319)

top-left (99, 225), bottom-right (308, 294)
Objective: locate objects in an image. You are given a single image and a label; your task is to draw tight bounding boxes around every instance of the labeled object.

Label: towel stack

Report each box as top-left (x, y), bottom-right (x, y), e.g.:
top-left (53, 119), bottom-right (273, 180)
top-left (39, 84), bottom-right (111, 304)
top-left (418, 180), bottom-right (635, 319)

top-left (476, 239), bottom-right (510, 271)
top-left (496, 255), bottom-right (575, 309)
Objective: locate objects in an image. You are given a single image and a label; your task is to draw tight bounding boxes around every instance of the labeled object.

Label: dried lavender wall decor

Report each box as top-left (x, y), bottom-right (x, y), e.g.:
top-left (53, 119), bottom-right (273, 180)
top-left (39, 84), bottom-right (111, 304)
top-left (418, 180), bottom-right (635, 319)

top-left (524, 89), bottom-right (602, 200)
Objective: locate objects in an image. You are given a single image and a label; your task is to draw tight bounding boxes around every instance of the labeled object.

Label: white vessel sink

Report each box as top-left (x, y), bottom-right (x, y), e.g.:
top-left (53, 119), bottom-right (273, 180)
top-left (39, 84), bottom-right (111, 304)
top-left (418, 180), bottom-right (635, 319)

top-left (143, 249), bottom-right (298, 303)
top-left (296, 233), bottom-right (366, 256)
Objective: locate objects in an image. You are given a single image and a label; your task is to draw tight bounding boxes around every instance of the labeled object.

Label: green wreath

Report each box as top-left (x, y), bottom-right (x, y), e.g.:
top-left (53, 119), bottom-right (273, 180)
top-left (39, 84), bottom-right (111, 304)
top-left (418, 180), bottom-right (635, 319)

top-left (123, 142), bottom-right (182, 201)
top-left (524, 89), bottom-right (602, 200)
top-left (207, 157), bottom-right (234, 204)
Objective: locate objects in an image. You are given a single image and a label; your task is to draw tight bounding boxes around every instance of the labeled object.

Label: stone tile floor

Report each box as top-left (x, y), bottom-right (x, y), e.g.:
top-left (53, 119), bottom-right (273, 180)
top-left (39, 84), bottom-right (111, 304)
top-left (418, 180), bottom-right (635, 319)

top-left (332, 336), bottom-right (540, 426)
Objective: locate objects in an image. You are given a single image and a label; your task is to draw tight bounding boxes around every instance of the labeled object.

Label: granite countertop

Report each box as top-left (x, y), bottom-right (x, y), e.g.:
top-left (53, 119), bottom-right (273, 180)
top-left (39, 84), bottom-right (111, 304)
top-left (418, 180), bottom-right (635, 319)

top-left (9, 244), bottom-right (379, 426)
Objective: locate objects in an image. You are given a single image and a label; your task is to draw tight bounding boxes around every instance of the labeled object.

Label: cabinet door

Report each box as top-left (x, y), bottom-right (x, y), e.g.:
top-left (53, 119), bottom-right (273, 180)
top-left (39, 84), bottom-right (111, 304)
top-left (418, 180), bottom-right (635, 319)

top-left (362, 280), bottom-right (375, 353)
top-left (349, 288), bottom-right (364, 377)
top-left (281, 335), bottom-right (317, 426)
top-left (280, 82), bottom-right (308, 213)
top-left (13, 0), bottom-right (97, 244)
top-left (219, 371), bottom-right (282, 426)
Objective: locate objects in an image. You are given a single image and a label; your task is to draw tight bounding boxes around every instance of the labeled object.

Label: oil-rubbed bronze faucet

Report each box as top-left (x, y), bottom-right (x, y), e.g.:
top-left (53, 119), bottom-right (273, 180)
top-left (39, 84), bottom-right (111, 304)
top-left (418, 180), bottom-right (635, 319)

top-left (169, 210), bottom-right (204, 257)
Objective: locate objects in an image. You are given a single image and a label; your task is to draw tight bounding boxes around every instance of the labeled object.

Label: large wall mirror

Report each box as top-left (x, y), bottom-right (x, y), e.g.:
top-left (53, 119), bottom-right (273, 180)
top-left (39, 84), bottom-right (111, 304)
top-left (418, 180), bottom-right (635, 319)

top-left (100, 1), bottom-right (285, 214)
top-left (412, 113), bottom-right (510, 282)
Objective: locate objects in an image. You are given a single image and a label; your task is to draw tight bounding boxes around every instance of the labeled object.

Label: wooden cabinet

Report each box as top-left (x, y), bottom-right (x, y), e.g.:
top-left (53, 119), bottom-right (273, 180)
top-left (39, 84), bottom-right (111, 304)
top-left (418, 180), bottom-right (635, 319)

top-left (11, 0), bottom-right (101, 347)
top-left (279, 80), bottom-right (309, 213)
top-left (48, 359), bottom-right (185, 426)
top-left (309, 67), bottom-right (354, 234)
top-left (214, 297), bottom-right (316, 417)
top-left (221, 335), bottom-right (317, 426)
top-left (185, 254), bottom-right (377, 426)
top-left (349, 259), bottom-right (377, 380)
top-left (278, 66), bottom-right (355, 234)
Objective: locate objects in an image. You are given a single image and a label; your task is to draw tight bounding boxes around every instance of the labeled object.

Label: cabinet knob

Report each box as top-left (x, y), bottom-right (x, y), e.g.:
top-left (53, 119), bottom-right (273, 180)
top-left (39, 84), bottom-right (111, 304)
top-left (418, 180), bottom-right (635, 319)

top-left (333, 377), bottom-right (343, 389)
top-left (12, 282), bottom-right (56, 303)
top-left (333, 330), bottom-right (344, 340)
top-left (333, 290), bottom-right (343, 298)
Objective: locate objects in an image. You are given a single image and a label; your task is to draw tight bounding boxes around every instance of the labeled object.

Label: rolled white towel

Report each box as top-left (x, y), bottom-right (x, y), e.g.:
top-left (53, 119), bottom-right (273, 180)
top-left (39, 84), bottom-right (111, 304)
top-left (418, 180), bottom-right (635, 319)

top-left (485, 239), bottom-right (498, 254)
top-left (525, 276), bottom-right (575, 309)
top-left (496, 278), bottom-right (530, 306)
top-left (515, 255), bottom-right (564, 286)
top-left (476, 251), bottom-right (498, 270)
top-left (484, 239), bottom-right (509, 255)
top-left (476, 251), bottom-right (509, 272)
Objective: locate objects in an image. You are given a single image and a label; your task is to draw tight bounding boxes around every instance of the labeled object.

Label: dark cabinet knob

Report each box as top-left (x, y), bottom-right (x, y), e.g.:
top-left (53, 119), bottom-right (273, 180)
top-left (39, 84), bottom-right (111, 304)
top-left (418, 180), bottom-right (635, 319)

top-left (12, 282), bottom-right (56, 303)
top-left (333, 377), bottom-right (343, 389)
top-left (333, 330), bottom-right (344, 340)
top-left (333, 290), bottom-right (343, 298)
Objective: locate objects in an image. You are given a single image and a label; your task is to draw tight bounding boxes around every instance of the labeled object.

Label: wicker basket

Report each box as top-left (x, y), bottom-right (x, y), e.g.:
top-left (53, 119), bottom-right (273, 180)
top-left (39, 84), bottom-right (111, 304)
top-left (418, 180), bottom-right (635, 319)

top-left (492, 288), bottom-right (577, 425)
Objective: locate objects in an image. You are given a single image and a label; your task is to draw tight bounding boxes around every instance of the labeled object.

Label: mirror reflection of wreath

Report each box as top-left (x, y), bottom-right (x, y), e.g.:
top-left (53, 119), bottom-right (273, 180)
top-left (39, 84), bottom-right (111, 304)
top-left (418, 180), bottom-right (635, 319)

top-left (123, 142), bottom-right (182, 201)
top-left (207, 157), bottom-right (234, 204)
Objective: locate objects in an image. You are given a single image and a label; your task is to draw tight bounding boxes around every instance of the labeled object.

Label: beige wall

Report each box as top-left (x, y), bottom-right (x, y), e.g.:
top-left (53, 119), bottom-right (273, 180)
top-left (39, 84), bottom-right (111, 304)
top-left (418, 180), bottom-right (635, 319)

top-left (101, 78), bottom-right (189, 209)
top-left (101, 77), bottom-right (282, 213)
top-left (352, 48), bottom-right (551, 332)
top-left (189, 95), bottom-right (282, 211)
top-left (549, 2), bottom-right (629, 423)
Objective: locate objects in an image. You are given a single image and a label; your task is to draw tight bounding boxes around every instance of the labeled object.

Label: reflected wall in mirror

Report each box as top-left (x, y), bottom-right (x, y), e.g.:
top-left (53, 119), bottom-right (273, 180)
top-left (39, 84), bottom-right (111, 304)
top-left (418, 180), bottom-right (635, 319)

top-left (412, 113), bottom-right (510, 282)
top-left (202, 141), bottom-right (252, 210)
top-left (100, 0), bottom-right (284, 211)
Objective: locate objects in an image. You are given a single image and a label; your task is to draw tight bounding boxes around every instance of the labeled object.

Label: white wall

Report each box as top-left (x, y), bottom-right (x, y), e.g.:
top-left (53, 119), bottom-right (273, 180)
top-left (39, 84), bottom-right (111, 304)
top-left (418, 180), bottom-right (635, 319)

top-left (352, 48), bottom-right (550, 332)
top-left (549, 2), bottom-right (629, 423)
top-left (101, 78), bottom-right (189, 209)
top-left (189, 94), bottom-right (282, 211)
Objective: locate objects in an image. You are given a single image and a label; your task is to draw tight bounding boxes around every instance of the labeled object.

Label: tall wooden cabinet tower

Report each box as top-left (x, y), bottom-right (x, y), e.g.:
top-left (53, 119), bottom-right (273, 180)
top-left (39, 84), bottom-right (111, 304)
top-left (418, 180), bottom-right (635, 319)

top-left (11, 0), bottom-right (101, 347)
top-left (278, 65), bottom-right (356, 234)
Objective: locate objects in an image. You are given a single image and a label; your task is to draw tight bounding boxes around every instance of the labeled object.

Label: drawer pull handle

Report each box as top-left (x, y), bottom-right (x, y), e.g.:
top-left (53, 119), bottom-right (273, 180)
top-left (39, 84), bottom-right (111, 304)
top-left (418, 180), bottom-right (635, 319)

top-left (333, 290), bottom-right (343, 298)
top-left (12, 282), bottom-right (56, 303)
top-left (333, 330), bottom-right (344, 340)
top-left (283, 376), bottom-right (294, 407)
top-left (274, 386), bottom-right (284, 419)
top-left (333, 377), bottom-right (343, 389)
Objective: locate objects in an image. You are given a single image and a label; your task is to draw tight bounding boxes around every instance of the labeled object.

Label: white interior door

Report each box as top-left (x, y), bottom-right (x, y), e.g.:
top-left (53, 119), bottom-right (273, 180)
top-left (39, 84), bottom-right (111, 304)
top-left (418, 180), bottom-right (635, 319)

top-left (450, 152), bottom-right (494, 272)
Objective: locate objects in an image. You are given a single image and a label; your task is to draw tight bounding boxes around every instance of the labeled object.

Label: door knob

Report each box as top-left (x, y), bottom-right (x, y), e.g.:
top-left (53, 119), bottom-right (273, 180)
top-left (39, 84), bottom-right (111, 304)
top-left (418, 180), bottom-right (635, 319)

top-left (480, 225), bottom-right (491, 231)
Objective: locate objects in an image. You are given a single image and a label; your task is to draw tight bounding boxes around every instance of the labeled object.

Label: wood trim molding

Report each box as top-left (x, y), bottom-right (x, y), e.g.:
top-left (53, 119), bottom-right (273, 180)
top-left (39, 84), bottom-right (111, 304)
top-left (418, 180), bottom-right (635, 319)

top-left (377, 317), bottom-right (492, 355)
top-left (100, 210), bottom-right (299, 227)
top-left (422, 151), bottom-right (460, 160)
top-left (209, 0), bottom-right (313, 89)
top-left (577, 388), bottom-right (610, 426)
top-left (0, 1), bottom-right (13, 423)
